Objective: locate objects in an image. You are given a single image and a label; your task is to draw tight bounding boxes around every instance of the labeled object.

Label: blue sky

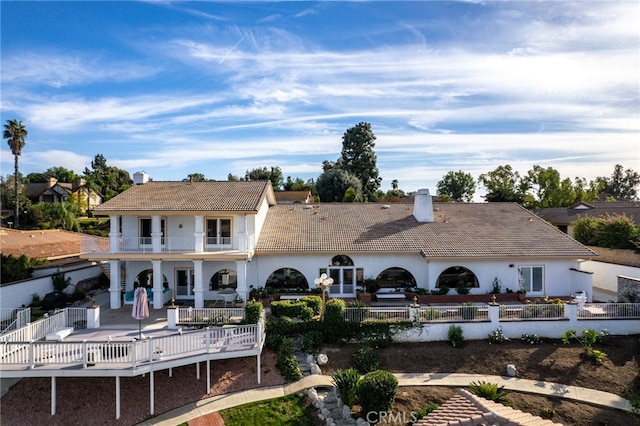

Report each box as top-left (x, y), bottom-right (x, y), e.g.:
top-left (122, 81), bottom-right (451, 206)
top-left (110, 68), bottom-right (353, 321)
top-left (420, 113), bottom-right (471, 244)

top-left (1, 1), bottom-right (638, 197)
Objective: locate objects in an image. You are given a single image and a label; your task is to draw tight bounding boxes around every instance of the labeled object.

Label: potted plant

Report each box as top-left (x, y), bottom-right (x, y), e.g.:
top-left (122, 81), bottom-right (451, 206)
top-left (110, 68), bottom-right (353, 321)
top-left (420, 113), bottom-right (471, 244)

top-left (516, 289), bottom-right (527, 302)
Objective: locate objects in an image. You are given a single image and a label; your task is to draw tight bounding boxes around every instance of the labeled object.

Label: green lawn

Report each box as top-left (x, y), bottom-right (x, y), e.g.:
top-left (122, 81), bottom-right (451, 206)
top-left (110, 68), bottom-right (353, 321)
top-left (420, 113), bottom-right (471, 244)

top-left (220, 394), bottom-right (320, 426)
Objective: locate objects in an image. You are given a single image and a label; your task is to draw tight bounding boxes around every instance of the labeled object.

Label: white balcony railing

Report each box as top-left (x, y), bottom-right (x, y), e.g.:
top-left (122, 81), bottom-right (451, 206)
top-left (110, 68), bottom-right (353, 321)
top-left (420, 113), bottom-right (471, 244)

top-left (81, 235), bottom-right (255, 254)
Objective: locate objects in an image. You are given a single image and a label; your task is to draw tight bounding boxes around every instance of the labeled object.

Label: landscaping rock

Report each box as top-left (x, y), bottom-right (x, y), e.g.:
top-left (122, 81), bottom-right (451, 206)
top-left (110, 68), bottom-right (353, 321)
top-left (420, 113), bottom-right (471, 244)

top-left (507, 364), bottom-right (517, 377)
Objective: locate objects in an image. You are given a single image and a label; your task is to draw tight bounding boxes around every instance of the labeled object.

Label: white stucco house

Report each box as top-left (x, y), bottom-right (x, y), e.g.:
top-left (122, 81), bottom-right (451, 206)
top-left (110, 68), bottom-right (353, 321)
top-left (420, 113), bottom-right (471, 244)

top-left (80, 176), bottom-right (597, 310)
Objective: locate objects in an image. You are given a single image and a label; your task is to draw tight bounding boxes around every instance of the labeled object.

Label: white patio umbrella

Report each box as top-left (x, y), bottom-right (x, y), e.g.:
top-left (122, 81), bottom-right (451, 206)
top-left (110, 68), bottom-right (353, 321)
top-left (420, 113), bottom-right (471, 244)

top-left (131, 287), bottom-right (149, 340)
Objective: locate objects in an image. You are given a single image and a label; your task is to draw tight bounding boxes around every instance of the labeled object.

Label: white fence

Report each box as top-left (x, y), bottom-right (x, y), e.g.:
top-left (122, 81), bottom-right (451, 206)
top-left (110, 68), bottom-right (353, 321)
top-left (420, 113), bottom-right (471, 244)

top-left (344, 303), bottom-right (640, 342)
top-left (176, 307), bottom-right (245, 325)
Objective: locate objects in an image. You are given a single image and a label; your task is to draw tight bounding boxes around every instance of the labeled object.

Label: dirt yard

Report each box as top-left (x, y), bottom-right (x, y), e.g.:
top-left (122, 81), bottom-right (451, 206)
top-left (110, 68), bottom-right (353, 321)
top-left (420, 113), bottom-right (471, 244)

top-left (321, 336), bottom-right (640, 425)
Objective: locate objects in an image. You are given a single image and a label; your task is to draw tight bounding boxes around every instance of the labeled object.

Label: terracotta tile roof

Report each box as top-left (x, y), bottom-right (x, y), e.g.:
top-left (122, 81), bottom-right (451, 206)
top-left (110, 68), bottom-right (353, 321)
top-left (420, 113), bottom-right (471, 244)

top-left (255, 203), bottom-right (597, 258)
top-left (92, 181), bottom-right (274, 214)
top-left (0, 228), bottom-right (106, 260)
top-left (416, 389), bottom-right (562, 425)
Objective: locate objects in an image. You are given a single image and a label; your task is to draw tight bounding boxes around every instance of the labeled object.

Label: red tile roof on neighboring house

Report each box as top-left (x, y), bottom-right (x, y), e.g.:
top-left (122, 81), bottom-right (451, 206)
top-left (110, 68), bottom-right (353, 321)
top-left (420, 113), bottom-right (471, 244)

top-left (416, 389), bottom-right (562, 425)
top-left (92, 181), bottom-right (275, 214)
top-left (0, 228), bottom-right (106, 260)
top-left (255, 203), bottom-right (597, 259)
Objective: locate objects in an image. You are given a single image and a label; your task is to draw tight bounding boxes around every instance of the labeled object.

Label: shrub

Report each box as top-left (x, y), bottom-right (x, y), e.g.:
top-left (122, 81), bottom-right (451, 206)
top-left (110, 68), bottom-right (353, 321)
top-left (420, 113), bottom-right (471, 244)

top-left (456, 285), bottom-right (470, 295)
top-left (300, 295), bottom-right (323, 316)
top-left (540, 407), bottom-right (556, 419)
top-left (561, 328), bottom-right (608, 364)
top-left (352, 346), bottom-right (380, 374)
top-left (301, 330), bottom-right (324, 354)
top-left (270, 300), bottom-right (313, 320)
top-left (468, 381), bottom-right (511, 406)
top-left (448, 325), bottom-right (464, 348)
top-left (265, 317), bottom-right (295, 350)
top-left (356, 370), bottom-right (398, 421)
top-left (521, 333), bottom-right (541, 345)
top-left (52, 269), bottom-right (72, 292)
top-left (488, 327), bottom-right (509, 344)
top-left (324, 298), bottom-right (346, 323)
top-left (332, 368), bottom-right (361, 407)
top-left (435, 285), bottom-right (449, 295)
top-left (275, 338), bottom-right (303, 382)
top-left (243, 299), bottom-right (263, 324)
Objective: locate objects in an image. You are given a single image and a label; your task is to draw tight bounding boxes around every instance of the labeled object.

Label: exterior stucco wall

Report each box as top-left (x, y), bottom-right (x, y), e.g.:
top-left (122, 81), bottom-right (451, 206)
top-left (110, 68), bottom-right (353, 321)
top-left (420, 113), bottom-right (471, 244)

top-left (247, 254), bottom-right (589, 297)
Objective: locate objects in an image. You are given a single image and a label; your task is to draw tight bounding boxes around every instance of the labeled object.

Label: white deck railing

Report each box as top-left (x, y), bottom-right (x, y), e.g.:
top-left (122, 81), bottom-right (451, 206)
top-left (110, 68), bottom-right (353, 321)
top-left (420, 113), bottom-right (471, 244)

top-left (0, 308), bottom-right (31, 334)
top-left (0, 319), bottom-right (264, 369)
top-left (499, 303), bottom-right (565, 320)
top-left (81, 235), bottom-right (255, 254)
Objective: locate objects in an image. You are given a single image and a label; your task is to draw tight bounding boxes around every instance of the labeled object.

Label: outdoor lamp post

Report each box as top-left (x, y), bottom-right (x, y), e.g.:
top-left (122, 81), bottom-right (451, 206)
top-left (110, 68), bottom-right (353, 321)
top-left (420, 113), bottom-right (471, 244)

top-left (314, 273), bottom-right (334, 320)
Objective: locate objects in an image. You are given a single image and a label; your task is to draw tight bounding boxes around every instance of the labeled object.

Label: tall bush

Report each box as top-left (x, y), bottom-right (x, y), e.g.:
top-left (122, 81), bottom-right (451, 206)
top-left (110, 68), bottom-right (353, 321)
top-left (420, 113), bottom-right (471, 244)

top-left (573, 214), bottom-right (639, 250)
top-left (356, 370), bottom-right (398, 421)
top-left (243, 299), bottom-right (263, 324)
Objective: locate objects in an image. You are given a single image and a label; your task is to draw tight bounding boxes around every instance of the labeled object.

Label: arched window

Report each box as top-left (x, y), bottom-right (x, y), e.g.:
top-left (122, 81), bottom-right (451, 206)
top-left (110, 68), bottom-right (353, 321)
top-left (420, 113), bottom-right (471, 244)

top-left (209, 269), bottom-right (237, 290)
top-left (376, 267), bottom-right (417, 289)
top-left (265, 268), bottom-right (309, 290)
top-left (436, 266), bottom-right (479, 288)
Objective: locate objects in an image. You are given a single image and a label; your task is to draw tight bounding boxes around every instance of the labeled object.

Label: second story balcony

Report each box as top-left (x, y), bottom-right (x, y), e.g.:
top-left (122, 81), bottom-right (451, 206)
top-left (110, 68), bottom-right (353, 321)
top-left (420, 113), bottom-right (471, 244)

top-left (80, 235), bottom-right (255, 256)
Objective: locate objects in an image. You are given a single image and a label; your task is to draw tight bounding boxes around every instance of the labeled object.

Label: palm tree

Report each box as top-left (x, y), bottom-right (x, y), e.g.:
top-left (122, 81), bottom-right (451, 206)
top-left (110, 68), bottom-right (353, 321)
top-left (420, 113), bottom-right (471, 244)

top-left (3, 119), bottom-right (28, 228)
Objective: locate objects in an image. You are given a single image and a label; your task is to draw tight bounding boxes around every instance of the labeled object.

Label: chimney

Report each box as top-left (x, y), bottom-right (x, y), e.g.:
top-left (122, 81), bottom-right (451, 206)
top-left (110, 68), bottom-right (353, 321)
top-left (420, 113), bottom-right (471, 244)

top-left (133, 171), bottom-right (149, 185)
top-left (413, 189), bottom-right (433, 222)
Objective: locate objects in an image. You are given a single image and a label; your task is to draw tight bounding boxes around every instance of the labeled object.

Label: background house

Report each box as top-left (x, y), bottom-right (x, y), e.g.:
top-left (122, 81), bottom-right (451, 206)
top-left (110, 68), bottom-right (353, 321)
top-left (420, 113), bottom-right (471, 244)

top-left (535, 200), bottom-right (639, 237)
top-left (24, 177), bottom-right (102, 209)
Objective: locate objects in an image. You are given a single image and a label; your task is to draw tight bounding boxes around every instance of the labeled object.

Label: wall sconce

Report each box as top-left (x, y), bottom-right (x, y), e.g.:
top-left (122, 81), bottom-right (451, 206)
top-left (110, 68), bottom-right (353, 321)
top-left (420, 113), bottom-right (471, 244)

top-left (178, 224), bottom-right (183, 228)
top-left (509, 264), bottom-right (514, 268)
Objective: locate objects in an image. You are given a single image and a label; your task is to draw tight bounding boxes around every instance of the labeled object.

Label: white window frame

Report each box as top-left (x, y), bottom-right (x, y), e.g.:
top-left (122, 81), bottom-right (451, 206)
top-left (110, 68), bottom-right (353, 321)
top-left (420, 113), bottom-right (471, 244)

top-left (518, 265), bottom-right (545, 295)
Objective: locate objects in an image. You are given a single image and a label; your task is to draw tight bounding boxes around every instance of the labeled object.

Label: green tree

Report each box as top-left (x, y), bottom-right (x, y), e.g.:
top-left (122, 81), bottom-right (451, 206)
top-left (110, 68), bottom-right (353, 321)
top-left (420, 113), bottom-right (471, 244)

top-left (573, 177), bottom-right (601, 203)
top-left (597, 164), bottom-right (640, 200)
top-left (45, 166), bottom-right (78, 183)
top-left (1, 254), bottom-right (44, 284)
top-left (83, 154), bottom-right (132, 201)
top-left (525, 165), bottom-right (577, 208)
top-left (3, 119), bottom-right (27, 227)
top-left (186, 173), bottom-right (207, 182)
top-left (315, 169), bottom-right (362, 202)
top-left (478, 165), bottom-right (528, 203)
top-left (436, 170), bottom-right (476, 202)
top-left (244, 166), bottom-right (284, 191)
top-left (339, 122), bottom-right (381, 201)
top-left (283, 176), bottom-right (314, 192)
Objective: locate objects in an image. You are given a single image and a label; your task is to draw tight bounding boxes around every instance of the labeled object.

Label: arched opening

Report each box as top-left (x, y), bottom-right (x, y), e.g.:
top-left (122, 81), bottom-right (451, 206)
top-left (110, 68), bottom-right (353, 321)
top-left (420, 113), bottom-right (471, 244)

top-left (436, 266), bottom-right (479, 289)
top-left (209, 269), bottom-right (237, 290)
top-left (376, 267), bottom-right (417, 289)
top-left (265, 268), bottom-right (309, 290)
top-left (134, 269), bottom-right (168, 289)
